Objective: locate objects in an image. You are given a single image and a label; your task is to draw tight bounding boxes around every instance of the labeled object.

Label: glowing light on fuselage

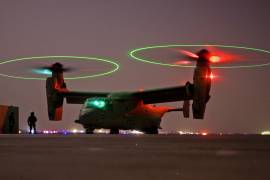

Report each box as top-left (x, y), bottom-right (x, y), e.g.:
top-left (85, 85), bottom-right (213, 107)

top-left (86, 99), bottom-right (106, 109)
top-left (93, 100), bottom-right (106, 108)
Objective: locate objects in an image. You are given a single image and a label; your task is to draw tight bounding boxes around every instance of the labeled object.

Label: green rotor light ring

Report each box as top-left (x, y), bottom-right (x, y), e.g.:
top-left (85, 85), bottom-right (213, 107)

top-left (0, 56), bottom-right (120, 80)
top-left (129, 44), bottom-right (270, 69)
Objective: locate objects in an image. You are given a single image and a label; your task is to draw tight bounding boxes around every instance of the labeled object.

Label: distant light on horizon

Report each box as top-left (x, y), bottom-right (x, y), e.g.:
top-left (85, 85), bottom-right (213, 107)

top-left (177, 131), bottom-right (200, 135)
top-left (95, 129), bottom-right (109, 134)
top-left (261, 131), bottom-right (270, 135)
top-left (201, 132), bottom-right (208, 136)
top-left (72, 129), bottom-right (78, 133)
top-left (130, 130), bottom-right (144, 135)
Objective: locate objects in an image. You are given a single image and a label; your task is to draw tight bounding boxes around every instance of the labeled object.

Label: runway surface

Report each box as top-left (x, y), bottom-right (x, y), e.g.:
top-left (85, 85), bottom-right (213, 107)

top-left (0, 134), bottom-right (270, 180)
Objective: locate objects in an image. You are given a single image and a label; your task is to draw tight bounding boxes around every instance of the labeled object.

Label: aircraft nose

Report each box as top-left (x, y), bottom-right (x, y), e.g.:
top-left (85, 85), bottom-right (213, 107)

top-left (77, 109), bottom-right (95, 123)
top-left (74, 119), bottom-right (81, 124)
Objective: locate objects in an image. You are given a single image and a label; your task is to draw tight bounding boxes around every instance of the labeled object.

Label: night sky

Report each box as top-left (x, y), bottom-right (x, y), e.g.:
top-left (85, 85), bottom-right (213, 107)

top-left (0, 0), bottom-right (269, 133)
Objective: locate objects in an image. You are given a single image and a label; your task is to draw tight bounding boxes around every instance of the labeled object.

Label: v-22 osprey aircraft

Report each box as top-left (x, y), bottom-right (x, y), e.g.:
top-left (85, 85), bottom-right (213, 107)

top-left (45, 49), bottom-right (212, 134)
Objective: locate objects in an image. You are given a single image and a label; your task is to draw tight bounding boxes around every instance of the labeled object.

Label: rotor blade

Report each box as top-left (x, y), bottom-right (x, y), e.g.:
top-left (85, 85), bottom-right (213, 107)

top-left (179, 50), bottom-right (199, 60)
top-left (31, 65), bottom-right (106, 75)
top-left (31, 63), bottom-right (75, 75)
top-left (173, 60), bottom-right (193, 65)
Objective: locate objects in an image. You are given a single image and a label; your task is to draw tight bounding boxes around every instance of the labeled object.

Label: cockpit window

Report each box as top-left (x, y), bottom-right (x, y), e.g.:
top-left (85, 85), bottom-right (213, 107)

top-left (85, 98), bottom-right (107, 109)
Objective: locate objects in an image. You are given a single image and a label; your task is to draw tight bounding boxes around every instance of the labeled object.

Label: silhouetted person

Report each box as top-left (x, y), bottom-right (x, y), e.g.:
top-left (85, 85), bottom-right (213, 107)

top-left (28, 112), bottom-right (37, 134)
top-left (8, 112), bottom-right (15, 133)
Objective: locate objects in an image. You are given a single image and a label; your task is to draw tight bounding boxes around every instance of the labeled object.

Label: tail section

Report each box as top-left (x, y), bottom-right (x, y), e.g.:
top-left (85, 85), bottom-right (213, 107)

top-left (46, 63), bottom-right (68, 121)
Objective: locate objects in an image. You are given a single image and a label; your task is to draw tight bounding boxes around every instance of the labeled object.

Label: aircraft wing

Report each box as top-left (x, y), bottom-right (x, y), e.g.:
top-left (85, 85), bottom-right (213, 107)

top-left (60, 91), bottom-right (109, 104)
top-left (132, 84), bottom-right (193, 104)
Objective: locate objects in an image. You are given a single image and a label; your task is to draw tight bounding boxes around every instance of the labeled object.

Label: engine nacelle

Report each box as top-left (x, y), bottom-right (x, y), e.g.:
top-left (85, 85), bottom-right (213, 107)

top-left (46, 64), bottom-right (68, 121)
top-left (182, 82), bottom-right (192, 118)
top-left (192, 50), bottom-right (212, 119)
top-left (46, 77), bottom-right (65, 121)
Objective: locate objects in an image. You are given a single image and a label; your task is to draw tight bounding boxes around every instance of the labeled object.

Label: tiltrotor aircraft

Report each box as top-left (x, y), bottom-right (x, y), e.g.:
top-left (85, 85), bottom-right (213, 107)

top-left (45, 49), bottom-right (212, 134)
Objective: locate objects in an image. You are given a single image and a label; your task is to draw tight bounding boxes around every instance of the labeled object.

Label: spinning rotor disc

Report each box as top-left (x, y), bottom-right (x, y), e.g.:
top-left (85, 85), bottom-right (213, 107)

top-left (0, 56), bottom-right (120, 80)
top-left (129, 44), bottom-right (270, 69)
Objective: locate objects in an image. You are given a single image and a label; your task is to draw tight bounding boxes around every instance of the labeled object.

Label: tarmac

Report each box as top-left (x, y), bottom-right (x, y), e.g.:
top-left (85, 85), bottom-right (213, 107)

top-left (0, 134), bottom-right (270, 180)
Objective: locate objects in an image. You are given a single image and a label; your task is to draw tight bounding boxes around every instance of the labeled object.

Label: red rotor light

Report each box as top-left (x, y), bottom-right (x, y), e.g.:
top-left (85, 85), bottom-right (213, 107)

top-left (206, 72), bottom-right (216, 80)
top-left (209, 55), bottom-right (220, 63)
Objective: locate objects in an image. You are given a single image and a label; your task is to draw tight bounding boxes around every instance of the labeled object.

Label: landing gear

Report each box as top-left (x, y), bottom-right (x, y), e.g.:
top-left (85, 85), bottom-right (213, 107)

top-left (85, 127), bottom-right (94, 134)
top-left (110, 128), bottom-right (119, 134)
top-left (144, 128), bottom-right (158, 134)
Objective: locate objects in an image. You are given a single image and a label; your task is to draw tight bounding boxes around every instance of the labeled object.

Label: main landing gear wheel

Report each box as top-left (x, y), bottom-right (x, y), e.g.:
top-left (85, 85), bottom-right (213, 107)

top-left (85, 127), bottom-right (94, 134)
top-left (110, 128), bottom-right (119, 134)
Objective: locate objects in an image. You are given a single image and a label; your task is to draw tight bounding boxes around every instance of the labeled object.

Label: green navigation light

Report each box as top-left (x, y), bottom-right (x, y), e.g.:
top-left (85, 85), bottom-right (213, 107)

top-left (93, 100), bottom-right (106, 108)
top-left (86, 99), bottom-right (106, 109)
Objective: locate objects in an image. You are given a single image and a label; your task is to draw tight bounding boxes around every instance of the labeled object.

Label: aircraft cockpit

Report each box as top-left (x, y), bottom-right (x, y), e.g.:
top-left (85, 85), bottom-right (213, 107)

top-left (84, 98), bottom-right (108, 109)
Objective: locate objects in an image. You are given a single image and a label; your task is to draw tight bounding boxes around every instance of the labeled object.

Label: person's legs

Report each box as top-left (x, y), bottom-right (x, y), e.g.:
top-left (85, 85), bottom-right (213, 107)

top-left (33, 125), bottom-right (36, 134)
top-left (29, 125), bottom-right (32, 134)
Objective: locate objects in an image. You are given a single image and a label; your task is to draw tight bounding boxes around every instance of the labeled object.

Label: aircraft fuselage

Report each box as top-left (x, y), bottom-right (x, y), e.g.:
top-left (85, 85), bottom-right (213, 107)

top-left (75, 93), bottom-right (173, 133)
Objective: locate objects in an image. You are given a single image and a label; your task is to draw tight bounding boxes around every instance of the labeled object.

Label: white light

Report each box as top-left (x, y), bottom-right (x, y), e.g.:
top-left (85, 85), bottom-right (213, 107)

top-left (177, 131), bottom-right (194, 135)
top-left (261, 131), bottom-right (270, 135)
top-left (131, 130), bottom-right (144, 135)
top-left (178, 131), bottom-right (184, 135)
top-left (95, 129), bottom-right (109, 134)
top-left (72, 129), bottom-right (78, 133)
top-left (201, 132), bottom-right (208, 136)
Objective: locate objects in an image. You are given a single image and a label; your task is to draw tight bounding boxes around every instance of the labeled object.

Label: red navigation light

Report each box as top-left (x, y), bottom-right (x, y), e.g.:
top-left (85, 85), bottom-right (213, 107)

top-left (209, 55), bottom-right (220, 63)
top-left (206, 72), bottom-right (216, 80)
